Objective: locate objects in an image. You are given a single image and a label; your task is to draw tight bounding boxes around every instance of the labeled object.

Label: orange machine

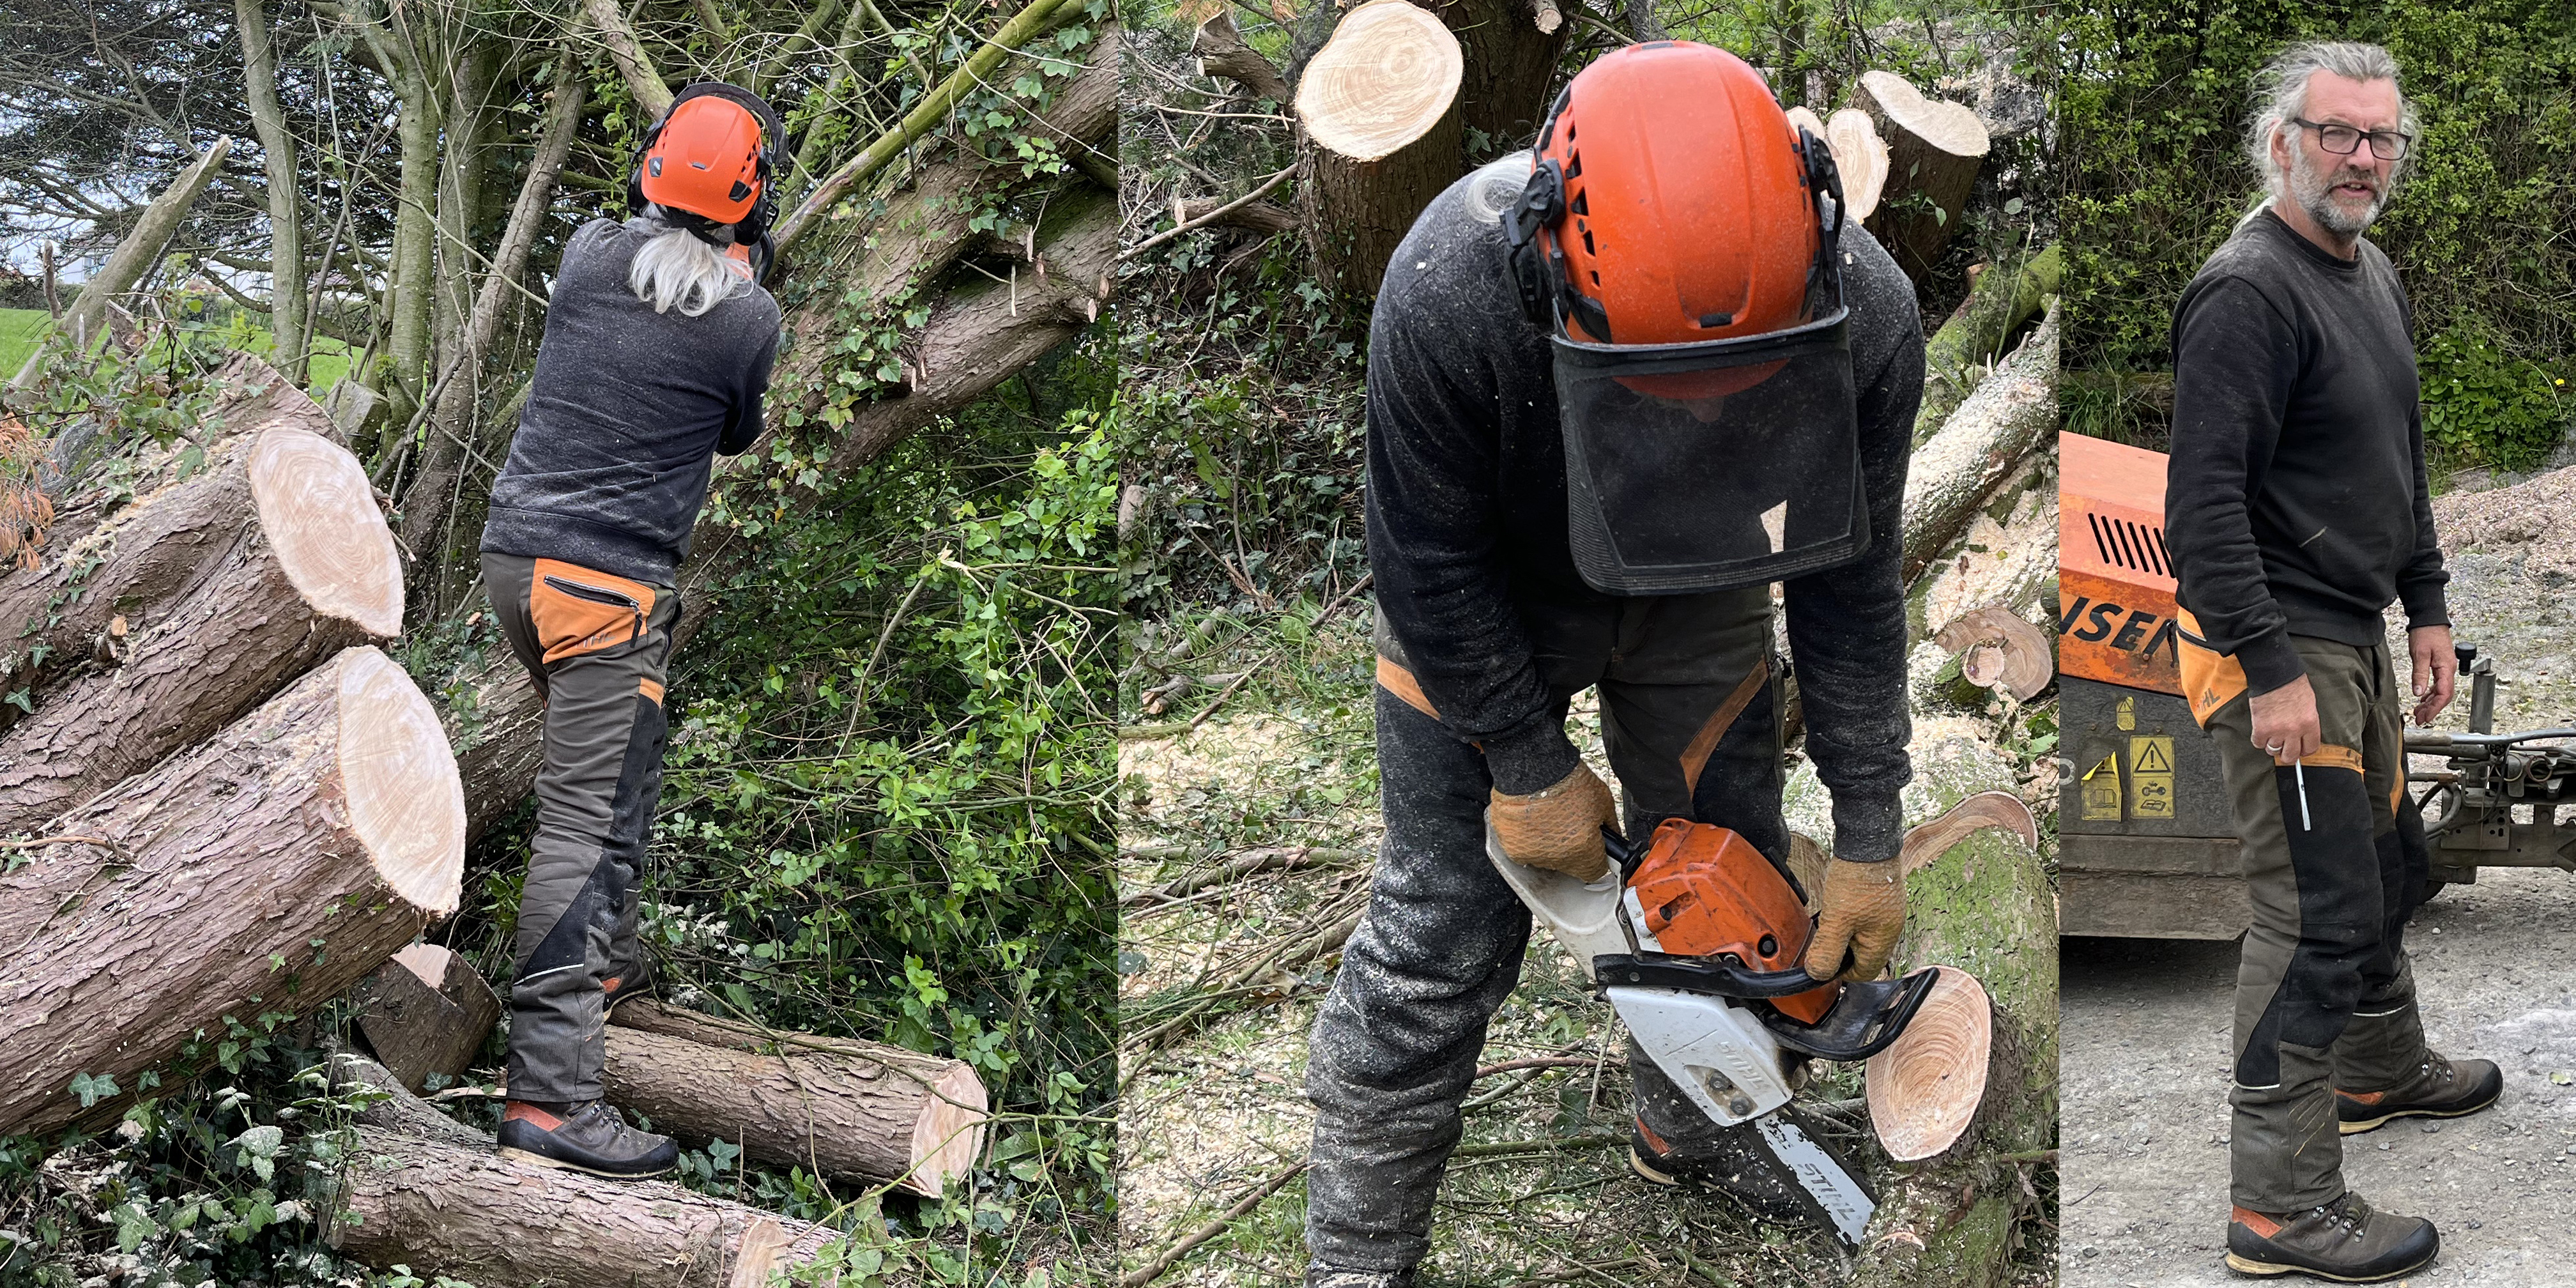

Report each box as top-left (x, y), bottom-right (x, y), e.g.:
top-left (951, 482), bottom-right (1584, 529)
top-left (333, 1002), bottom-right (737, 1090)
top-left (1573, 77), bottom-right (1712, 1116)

top-left (2058, 434), bottom-right (2249, 939)
top-left (2060, 434), bottom-right (2181, 697)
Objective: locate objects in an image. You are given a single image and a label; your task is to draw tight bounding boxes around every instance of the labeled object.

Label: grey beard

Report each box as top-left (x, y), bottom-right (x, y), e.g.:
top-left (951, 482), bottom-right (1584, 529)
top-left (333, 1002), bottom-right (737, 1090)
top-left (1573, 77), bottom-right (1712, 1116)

top-left (2285, 136), bottom-right (2389, 236)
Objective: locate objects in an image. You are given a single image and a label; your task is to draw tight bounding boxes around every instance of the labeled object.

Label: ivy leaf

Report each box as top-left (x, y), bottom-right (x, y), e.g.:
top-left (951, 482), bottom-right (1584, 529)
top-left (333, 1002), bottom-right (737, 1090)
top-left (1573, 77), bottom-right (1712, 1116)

top-left (68, 1070), bottom-right (119, 1107)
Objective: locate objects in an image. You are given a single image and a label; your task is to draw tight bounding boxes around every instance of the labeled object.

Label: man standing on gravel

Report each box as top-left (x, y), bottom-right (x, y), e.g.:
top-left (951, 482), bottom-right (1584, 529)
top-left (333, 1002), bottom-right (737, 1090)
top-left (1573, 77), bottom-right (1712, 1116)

top-left (2166, 41), bottom-right (2500, 1284)
top-left (1301, 43), bottom-right (1922, 1287)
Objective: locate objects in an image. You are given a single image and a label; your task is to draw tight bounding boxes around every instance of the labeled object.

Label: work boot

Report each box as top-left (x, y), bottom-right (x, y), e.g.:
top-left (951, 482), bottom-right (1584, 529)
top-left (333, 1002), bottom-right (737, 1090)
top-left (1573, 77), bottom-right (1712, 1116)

top-left (2336, 1050), bottom-right (2502, 1134)
top-left (2225, 1192), bottom-right (2437, 1282)
top-left (496, 1099), bottom-right (680, 1178)
top-left (1627, 1115), bottom-right (1814, 1225)
top-left (1303, 1266), bottom-right (1415, 1288)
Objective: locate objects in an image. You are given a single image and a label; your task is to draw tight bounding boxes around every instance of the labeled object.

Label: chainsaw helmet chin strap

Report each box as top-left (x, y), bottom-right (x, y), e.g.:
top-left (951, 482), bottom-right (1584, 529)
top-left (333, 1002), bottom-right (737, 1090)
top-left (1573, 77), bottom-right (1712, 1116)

top-left (626, 82), bottom-right (787, 281)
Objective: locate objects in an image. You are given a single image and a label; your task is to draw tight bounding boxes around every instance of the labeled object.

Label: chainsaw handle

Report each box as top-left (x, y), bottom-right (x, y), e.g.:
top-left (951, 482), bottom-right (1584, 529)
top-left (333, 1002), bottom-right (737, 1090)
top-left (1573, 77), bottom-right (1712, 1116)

top-left (1758, 969), bottom-right (1941, 1062)
top-left (1591, 953), bottom-right (1823, 999)
top-left (1600, 824), bottom-right (1636, 876)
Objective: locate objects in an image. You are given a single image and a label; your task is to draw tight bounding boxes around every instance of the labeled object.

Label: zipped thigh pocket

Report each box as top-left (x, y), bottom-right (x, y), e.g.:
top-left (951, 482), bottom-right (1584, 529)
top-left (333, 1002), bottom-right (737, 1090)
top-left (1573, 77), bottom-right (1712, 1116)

top-left (530, 559), bottom-right (657, 664)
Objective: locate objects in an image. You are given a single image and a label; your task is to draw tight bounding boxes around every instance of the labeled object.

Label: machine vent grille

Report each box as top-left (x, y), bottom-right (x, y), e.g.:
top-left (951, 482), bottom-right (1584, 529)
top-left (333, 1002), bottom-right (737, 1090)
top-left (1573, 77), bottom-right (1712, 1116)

top-left (2089, 512), bottom-right (2170, 578)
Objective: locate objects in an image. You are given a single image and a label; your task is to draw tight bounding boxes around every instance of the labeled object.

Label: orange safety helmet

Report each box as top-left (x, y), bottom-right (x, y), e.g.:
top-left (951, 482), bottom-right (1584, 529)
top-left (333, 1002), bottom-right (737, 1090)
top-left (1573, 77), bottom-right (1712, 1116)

top-left (628, 83), bottom-right (786, 260)
top-left (1505, 42), bottom-right (1844, 399)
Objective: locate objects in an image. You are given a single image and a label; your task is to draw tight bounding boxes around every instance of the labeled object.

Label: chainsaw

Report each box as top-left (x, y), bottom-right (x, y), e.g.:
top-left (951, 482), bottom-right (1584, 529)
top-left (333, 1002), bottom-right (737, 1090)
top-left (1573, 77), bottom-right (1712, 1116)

top-left (1486, 813), bottom-right (1979, 1245)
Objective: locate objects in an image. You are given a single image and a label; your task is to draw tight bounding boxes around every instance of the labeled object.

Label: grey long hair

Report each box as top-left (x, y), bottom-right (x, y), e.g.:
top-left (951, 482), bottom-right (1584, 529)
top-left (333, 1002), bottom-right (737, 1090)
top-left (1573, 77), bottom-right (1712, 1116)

top-left (2245, 41), bottom-right (2417, 195)
top-left (626, 206), bottom-right (753, 318)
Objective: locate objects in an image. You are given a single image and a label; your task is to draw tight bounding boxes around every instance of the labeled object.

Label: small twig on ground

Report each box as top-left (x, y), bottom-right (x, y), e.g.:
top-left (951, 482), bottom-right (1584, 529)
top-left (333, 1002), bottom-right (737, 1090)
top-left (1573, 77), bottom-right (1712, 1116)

top-left (1119, 164), bottom-right (1296, 261)
top-left (1119, 1159), bottom-right (1308, 1287)
top-left (1121, 845), bottom-right (1369, 905)
top-left (1121, 574), bottom-right (1372, 740)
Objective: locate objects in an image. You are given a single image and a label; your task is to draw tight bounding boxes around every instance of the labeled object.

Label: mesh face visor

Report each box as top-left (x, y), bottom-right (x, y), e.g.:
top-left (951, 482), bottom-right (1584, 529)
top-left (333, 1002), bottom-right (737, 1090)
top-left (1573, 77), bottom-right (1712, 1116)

top-left (1554, 307), bottom-right (1865, 595)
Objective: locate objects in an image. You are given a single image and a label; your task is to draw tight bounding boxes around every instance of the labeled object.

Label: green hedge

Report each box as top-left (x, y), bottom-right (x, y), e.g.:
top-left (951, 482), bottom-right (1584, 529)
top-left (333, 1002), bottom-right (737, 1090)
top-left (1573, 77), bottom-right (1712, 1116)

top-left (2064, 0), bottom-right (2576, 459)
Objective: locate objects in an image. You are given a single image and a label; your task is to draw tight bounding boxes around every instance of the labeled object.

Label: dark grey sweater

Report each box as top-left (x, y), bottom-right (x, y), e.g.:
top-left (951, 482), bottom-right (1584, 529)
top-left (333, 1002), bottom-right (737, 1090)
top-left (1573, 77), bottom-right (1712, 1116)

top-left (2167, 210), bottom-right (2448, 696)
top-left (482, 217), bottom-right (782, 582)
top-left (1363, 166), bottom-right (1924, 864)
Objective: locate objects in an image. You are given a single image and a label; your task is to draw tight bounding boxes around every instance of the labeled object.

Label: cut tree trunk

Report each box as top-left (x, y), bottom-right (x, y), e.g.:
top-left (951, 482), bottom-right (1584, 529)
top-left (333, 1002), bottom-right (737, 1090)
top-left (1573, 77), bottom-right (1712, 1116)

top-left (0, 646), bottom-right (463, 1135)
top-left (9, 137), bottom-right (233, 390)
top-left (1901, 303), bottom-right (2057, 581)
top-left (1849, 729), bottom-right (2056, 1288)
top-left (327, 1056), bottom-right (839, 1287)
top-left (1855, 70), bottom-right (1991, 281)
top-left (604, 999), bottom-right (988, 1197)
top-left (1826, 107), bottom-right (1890, 223)
top-left (353, 944), bottom-right (502, 1092)
top-left (0, 422), bottom-right (403, 831)
top-left (1917, 243), bottom-right (2060, 445)
top-left (0, 358), bottom-right (361, 711)
top-left (1294, 0), bottom-right (1464, 299)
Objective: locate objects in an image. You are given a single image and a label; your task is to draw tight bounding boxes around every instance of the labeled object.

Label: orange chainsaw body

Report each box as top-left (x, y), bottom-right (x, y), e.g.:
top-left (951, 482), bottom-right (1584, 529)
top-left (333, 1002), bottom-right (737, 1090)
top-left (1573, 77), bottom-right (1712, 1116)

top-left (1625, 818), bottom-right (1837, 1023)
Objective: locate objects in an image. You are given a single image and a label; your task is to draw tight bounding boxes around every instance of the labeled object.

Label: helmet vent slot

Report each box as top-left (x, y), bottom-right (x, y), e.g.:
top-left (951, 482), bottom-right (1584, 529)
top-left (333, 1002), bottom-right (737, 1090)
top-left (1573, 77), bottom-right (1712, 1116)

top-left (1582, 227), bottom-right (1595, 255)
top-left (1570, 191), bottom-right (1589, 216)
top-left (1698, 311), bottom-right (1733, 328)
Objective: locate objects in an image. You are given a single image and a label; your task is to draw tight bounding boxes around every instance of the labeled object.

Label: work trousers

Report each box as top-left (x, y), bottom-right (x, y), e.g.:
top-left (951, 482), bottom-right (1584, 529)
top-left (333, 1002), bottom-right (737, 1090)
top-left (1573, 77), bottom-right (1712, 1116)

top-left (2194, 632), bottom-right (2430, 1211)
top-left (1304, 588), bottom-right (1802, 1272)
top-left (482, 551), bottom-right (681, 1103)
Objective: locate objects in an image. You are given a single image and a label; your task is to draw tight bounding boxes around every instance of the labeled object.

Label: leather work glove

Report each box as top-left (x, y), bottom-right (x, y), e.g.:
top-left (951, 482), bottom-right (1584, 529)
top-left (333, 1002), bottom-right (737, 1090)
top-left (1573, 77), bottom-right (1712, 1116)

top-left (1803, 858), bottom-right (1905, 984)
top-left (1489, 762), bottom-right (1621, 882)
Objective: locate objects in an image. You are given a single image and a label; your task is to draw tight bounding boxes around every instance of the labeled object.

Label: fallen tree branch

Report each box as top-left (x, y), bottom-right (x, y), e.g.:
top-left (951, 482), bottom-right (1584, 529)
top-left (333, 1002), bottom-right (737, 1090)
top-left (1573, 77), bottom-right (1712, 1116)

top-left (1122, 165), bottom-right (1296, 260)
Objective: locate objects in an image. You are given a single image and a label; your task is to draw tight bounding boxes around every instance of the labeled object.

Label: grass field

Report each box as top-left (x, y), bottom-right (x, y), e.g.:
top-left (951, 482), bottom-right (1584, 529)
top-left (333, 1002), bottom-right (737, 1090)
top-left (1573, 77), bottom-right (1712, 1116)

top-left (0, 306), bottom-right (354, 395)
top-left (0, 309), bottom-right (48, 379)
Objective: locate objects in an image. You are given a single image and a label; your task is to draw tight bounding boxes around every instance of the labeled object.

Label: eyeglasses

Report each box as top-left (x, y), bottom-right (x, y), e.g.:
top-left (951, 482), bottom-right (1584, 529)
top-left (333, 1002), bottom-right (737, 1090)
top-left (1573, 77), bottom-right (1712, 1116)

top-left (2289, 118), bottom-right (2414, 161)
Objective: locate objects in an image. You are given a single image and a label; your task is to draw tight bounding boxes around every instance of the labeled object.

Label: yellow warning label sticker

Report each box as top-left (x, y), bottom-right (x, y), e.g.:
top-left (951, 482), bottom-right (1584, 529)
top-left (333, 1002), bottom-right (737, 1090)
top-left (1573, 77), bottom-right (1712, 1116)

top-left (2116, 695), bottom-right (2137, 732)
top-left (2082, 752), bottom-right (2124, 821)
top-left (2131, 735), bottom-right (2175, 819)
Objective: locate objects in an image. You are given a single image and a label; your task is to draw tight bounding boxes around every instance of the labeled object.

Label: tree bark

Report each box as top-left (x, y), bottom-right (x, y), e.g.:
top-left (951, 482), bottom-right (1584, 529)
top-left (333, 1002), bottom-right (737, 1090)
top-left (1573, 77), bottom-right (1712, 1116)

top-left (0, 647), bottom-right (464, 1136)
top-left (1195, 10), bottom-right (1289, 103)
top-left (776, 0), bottom-right (1087, 256)
top-left (8, 137), bottom-right (233, 391)
top-left (601, 1004), bottom-right (988, 1197)
top-left (351, 0), bottom-right (441, 434)
top-left (236, 0), bottom-right (307, 381)
top-left (1294, 0), bottom-right (1464, 300)
top-left (1848, 730), bottom-right (2056, 1288)
top-left (581, 0), bottom-right (676, 120)
top-left (328, 1127), bottom-right (839, 1286)
top-left (1856, 70), bottom-right (1990, 281)
top-left (1901, 303), bottom-right (2056, 581)
top-left (1916, 243), bottom-right (2059, 445)
top-left (1430, 0), bottom-right (1568, 151)
top-left (352, 944), bottom-right (501, 1093)
top-left (826, 26), bottom-right (1117, 314)
top-left (0, 356), bottom-right (348, 707)
top-left (396, 54), bottom-right (590, 611)
top-left (0, 422), bottom-right (404, 832)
